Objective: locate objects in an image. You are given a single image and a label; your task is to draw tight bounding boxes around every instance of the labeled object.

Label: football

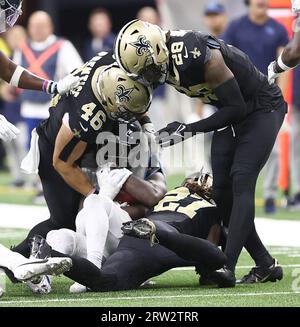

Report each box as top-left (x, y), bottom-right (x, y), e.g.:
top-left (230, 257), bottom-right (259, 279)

top-left (114, 190), bottom-right (137, 205)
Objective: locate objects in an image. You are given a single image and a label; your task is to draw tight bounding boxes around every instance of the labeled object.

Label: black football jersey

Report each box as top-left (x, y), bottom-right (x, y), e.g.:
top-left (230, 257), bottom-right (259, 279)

top-left (42, 51), bottom-right (115, 145)
top-left (166, 30), bottom-right (273, 108)
top-left (152, 186), bottom-right (215, 219)
top-left (151, 186), bottom-right (218, 239)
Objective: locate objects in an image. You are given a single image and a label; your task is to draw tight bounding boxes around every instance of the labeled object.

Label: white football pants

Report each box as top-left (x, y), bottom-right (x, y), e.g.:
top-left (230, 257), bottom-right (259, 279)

top-left (46, 195), bottom-right (131, 268)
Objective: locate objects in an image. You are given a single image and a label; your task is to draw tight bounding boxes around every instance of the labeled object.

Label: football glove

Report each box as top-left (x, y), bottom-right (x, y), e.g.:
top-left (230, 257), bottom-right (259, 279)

top-left (0, 114), bottom-right (20, 142)
top-left (155, 121), bottom-right (191, 148)
top-left (97, 168), bottom-right (133, 200)
top-left (268, 61), bottom-right (280, 84)
top-left (48, 74), bottom-right (80, 95)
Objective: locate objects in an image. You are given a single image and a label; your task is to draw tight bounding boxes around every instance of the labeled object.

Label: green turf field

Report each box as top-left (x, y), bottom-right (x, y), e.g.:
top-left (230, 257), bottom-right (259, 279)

top-left (0, 228), bottom-right (299, 307)
top-left (0, 172), bottom-right (299, 307)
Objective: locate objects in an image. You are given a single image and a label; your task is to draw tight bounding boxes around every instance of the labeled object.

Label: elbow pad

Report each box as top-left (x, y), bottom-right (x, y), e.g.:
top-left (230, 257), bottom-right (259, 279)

top-left (214, 78), bottom-right (247, 120)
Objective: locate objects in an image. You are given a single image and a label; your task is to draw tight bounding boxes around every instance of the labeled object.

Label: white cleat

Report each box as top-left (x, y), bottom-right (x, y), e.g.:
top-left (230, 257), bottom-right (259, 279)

top-left (26, 275), bottom-right (52, 294)
top-left (13, 257), bottom-right (72, 282)
top-left (0, 286), bottom-right (3, 298)
top-left (69, 282), bottom-right (87, 294)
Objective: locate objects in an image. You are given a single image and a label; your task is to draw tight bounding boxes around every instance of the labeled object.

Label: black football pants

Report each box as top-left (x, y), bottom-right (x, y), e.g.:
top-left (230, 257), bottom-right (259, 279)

top-left (212, 104), bottom-right (286, 271)
top-left (12, 132), bottom-right (82, 257)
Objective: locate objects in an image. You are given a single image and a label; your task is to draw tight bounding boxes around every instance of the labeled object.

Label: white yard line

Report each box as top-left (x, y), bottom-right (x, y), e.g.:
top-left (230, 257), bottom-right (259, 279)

top-left (172, 264), bottom-right (300, 271)
top-left (0, 291), bottom-right (299, 305)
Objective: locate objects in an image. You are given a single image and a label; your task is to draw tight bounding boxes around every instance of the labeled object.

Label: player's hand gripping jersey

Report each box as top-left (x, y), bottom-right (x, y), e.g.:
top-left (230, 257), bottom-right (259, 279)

top-left (41, 52), bottom-right (115, 145)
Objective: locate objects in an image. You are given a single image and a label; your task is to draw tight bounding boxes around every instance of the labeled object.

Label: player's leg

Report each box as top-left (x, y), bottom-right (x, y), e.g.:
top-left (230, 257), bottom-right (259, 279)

top-left (123, 219), bottom-right (227, 271)
top-left (100, 236), bottom-right (194, 291)
top-left (0, 243), bottom-right (71, 283)
top-left (223, 105), bottom-right (286, 277)
top-left (238, 225), bottom-right (283, 284)
top-left (46, 229), bottom-right (87, 259)
top-left (211, 127), bottom-right (235, 227)
top-left (12, 133), bottom-right (82, 257)
top-left (75, 195), bottom-right (131, 268)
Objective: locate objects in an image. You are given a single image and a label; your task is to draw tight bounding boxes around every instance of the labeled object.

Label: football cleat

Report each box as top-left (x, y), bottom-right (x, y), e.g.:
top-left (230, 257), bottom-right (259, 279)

top-left (13, 257), bottom-right (72, 282)
top-left (69, 282), bottom-right (88, 294)
top-left (29, 235), bottom-right (52, 260)
top-left (210, 266), bottom-right (236, 288)
top-left (122, 218), bottom-right (159, 246)
top-left (26, 275), bottom-right (52, 294)
top-left (237, 259), bottom-right (283, 284)
top-left (27, 235), bottom-right (53, 293)
top-left (0, 286), bottom-right (3, 298)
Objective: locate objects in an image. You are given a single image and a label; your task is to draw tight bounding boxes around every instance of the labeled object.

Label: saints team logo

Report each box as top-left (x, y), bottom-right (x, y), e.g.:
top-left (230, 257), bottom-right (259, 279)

top-left (129, 35), bottom-right (151, 56)
top-left (115, 85), bottom-right (134, 103)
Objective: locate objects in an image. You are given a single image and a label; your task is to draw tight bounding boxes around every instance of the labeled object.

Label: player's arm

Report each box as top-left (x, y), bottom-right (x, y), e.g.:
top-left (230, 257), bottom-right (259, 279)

top-left (0, 51), bottom-right (79, 95)
top-left (53, 124), bottom-right (94, 196)
top-left (268, 15), bottom-right (300, 83)
top-left (189, 48), bottom-right (247, 132)
top-left (122, 172), bottom-right (167, 208)
top-left (157, 48), bottom-right (247, 146)
top-left (281, 16), bottom-right (300, 67)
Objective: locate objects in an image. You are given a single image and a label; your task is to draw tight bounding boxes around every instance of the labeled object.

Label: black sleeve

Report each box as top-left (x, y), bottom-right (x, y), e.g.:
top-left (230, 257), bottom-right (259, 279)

top-left (68, 112), bottom-right (97, 144)
top-left (187, 78), bottom-right (247, 133)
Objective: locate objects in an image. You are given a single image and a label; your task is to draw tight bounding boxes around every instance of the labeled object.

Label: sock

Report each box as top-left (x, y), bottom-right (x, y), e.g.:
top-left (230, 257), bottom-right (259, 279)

top-left (244, 227), bottom-right (274, 267)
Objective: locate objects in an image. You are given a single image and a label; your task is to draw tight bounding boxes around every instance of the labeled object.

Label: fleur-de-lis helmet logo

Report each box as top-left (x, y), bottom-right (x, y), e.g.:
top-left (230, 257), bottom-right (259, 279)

top-left (129, 35), bottom-right (151, 56)
top-left (115, 85), bottom-right (134, 103)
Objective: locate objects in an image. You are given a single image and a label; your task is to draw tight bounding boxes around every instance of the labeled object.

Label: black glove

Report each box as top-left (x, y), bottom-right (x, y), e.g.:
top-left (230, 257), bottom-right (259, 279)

top-left (155, 121), bottom-right (191, 148)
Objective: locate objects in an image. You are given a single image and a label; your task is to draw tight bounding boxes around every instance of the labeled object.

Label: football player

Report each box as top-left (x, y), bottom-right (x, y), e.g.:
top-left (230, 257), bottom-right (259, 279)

top-left (10, 52), bottom-right (152, 265)
top-left (0, 0), bottom-right (80, 142)
top-left (37, 122), bottom-right (166, 294)
top-left (114, 20), bottom-right (287, 287)
top-left (28, 171), bottom-right (228, 292)
top-left (0, 242), bottom-right (72, 294)
top-left (268, 1), bottom-right (300, 83)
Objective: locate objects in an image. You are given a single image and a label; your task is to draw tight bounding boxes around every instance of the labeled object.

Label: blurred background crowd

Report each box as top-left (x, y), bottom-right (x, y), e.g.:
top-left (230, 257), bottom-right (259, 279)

top-left (0, 0), bottom-right (299, 215)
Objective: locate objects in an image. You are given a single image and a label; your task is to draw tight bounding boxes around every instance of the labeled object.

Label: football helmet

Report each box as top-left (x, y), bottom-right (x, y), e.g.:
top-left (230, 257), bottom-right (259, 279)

top-left (114, 19), bottom-right (169, 85)
top-left (97, 64), bottom-right (152, 121)
top-left (183, 168), bottom-right (213, 201)
top-left (0, 0), bottom-right (22, 33)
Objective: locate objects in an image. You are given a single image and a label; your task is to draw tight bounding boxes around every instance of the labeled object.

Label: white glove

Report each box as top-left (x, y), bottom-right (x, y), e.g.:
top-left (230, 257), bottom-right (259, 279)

top-left (292, 0), bottom-right (300, 13)
top-left (268, 61), bottom-right (280, 84)
top-left (56, 74), bottom-right (80, 95)
top-left (0, 115), bottom-right (20, 142)
top-left (97, 168), bottom-right (133, 200)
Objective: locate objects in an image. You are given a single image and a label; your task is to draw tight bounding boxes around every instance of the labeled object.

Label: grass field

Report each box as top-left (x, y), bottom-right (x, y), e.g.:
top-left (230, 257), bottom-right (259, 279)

top-left (0, 228), bottom-right (299, 307)
top-left (0, 172), bottom-right (299, 307)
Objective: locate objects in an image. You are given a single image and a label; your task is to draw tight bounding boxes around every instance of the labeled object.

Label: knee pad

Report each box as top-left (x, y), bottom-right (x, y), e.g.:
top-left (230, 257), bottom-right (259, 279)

top-left (46, 229), bottom-right (76, 256)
